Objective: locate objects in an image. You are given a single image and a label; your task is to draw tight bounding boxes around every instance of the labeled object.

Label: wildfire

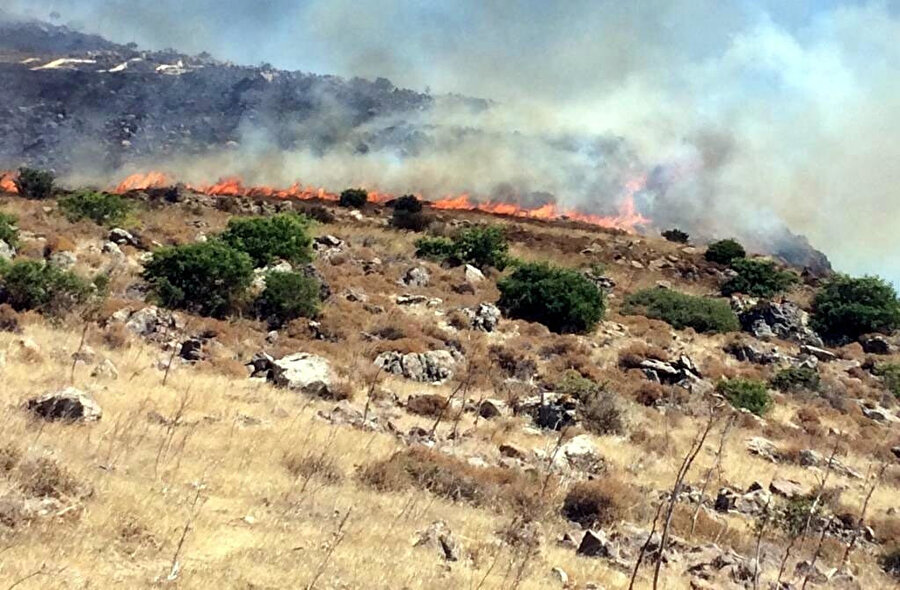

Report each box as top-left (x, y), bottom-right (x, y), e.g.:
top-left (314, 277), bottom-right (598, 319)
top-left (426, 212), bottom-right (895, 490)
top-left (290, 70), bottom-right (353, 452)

top-left (0, 171), bottom-right (18, 194)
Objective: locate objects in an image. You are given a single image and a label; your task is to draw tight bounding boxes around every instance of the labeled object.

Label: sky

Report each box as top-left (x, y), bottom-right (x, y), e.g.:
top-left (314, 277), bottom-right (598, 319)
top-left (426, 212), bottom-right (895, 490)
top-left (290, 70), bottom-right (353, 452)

top-left (6, 1), bottom-right (900, 286)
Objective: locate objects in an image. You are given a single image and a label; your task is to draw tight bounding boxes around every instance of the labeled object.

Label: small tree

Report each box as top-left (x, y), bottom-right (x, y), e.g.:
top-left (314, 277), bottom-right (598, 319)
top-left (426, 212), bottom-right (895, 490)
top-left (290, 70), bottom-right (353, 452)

top-left (810, 275), bottom-right (900, 344)
top-left (0, 259), bottom-right (94, 315)
top-left (59, 191), bottom-right (132, 226)
top-left (390, 195), bottom-right (431, 231)
top-left (256, 270), bottom-right (320, 328)
top-left (338, 188), bottom-right (368, 208)
top-left (717, 378), bottom-right (772, 416)
top-left (721, 258), bottom-right (798, 298)
top-left (13, 167), bottom-right (54, 200)
top-left (497, 261), bottom-right (604, 334)
top-left (143, 240), bottom-right (253, 318)
top-left (454, 225), bottom-right (509, 270)
top-left (219, 212), bottom-right (313, 267)
top-left (705, 239), bottom-right (746, 266)
top-left (0, 212), bottom-right (19, 248)
top-left (662, 228), bottom-right (689, 244)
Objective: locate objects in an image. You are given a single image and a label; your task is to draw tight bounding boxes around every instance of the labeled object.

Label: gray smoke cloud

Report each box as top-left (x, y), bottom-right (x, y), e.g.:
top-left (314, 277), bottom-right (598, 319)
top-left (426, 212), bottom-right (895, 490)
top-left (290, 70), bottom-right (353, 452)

top-left (7, 0), bottom-right (900, 285)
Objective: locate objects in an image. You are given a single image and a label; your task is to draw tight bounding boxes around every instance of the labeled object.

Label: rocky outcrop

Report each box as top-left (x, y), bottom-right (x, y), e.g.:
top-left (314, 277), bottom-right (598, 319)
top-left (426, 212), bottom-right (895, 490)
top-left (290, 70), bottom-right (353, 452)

top-left (26, 387), bottom-right (102, 422)
top-left (399, 266), bottom-right (430, 287)
top-left (375, 350), bottom-right (457, 383)
top-left (459, 303), bottom-right (501, 332)
top-left (249, 352), bottom-right (335, 397)
top-left (517, 393), bottom-right (578, 430)
top-left (640, 355), bottom-right (701, 385)
top-left (860, 334), bottom-right (895, 355)
top-left (736, 299), bottom-right (824, 346)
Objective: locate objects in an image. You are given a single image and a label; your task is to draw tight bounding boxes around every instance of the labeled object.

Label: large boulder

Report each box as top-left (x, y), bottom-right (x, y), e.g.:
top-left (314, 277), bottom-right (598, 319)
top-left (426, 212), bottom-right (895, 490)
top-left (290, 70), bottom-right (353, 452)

top-left (737, 300), bottom-right (823, 346)
top-left (461, 303), bottom-right (501, 332)
top-left (374, 350), bottom-right (456, 383)
top-left (399, 266), bottom-right (431, 287)
top-left (26, 387), bottom-right (102, 422)
top-left (860, 334), bottom-right (895, 355)
top-left (639, 355), bottom-right (701, 385)
top-left (577, 530), bottom-right (618, 559)
top-left (269, 353), bottom-right (335, 396)
top-left (552, 434), bottom-right (605, 474)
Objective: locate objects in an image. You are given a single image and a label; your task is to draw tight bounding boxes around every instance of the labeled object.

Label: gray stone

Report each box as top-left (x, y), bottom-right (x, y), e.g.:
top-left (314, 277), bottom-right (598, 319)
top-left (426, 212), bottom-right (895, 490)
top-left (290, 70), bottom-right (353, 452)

top-left (109, 227), bottom-right (139, 246)
top-left (738, 300), bottom-right (824, 346)
top-left (464, 264), bottom-right (485, 283)
top-left (26, 387), bottom-right (102, 422)
top-left (577, 530), bottom-right (617, 558)
top-left (0, 239), bottom-right (14, 260)
top-left (414, 521), bottom-right (461, 561)
top-left (49, 250), bottom-right (77, 269)
top-left (800, 345), bottom-right (837, 362)
top-left (375, 350), bottom-right (456, 383)
top-left (269, 353), bottom-right (335, 396)
top-left (769, 478), bottom-right (807, 499)
top-left (860, 334), bottom-right (894, 355)
top-left (399, 266), bottom-right (431, 287)
top-left (464, 303), bottom-right (501, 332)
top-left (90, 358), bottom-right (119, 380)
top-left (478, 398), bottom-right (506, 419)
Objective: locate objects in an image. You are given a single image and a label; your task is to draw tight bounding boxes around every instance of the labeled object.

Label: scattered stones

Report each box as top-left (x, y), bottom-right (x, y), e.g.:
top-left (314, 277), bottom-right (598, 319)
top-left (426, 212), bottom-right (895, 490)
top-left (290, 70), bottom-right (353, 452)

top-left (312, 234), bottom-right (344, 257)
top-left (115, 306), bottom-right (178, 338)
top-left (518, 393), bottom-right (578, 430)
top-left (640, 355), bottom-right (701, 385)
top-left (464, 264), bottom-right (484, 283)
top-left (26, 387), bottom-right (102, 422)
top-left (342, 288), bottom-right (368, 303)
top-left (266, 352), bottom-right (336, 397)
top-left (724, 340), bottom-right (782, 365)
top-left (108, 227), bottom-right (140, 247)
top-left (375, 350), bottom-right (456, 383)
top-left (413, 521), bottom-right (461, 562)
top-left (48, 250), bottom-right (77, 269)
top-left (860, 404), bottom-right (899, 424)
top-left (399, 266), bottom-right (431, 287)
top-left (746, 437), bottom-right (780, 462)
top-left (395, 294), bottom-right (442, 307)
top-left (798, 449), bottom-right (862, 479)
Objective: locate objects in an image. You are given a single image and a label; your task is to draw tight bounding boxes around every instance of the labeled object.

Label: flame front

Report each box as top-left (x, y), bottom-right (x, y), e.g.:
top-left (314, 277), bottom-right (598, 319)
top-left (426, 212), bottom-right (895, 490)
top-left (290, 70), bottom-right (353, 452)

top-left (0, 171), bottom-right (18, 194)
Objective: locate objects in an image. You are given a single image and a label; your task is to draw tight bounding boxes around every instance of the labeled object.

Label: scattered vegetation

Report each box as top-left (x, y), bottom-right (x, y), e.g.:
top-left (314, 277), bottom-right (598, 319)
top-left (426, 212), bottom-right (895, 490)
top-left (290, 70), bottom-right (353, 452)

top-left (872, 363), bottom-right (900, 398)
top-left (0, 259), bottom-right (95, 315)
top-left (256, 270), bottom-right (320, 328)
top-left (0, 211), bottom-right (19, 248)
top-left (219, 212), bottom-right (313, 267)
top-left (721, 258), bottom-right (797, 298)
top-left (338, 188), bottom-right (368, 208)
top-left (810, 274), bottom-right (900, 344)
top-left (59, 190), bottom-right (132, 226)
top-left (143, 240), bottom-right (253, 317)
top-left (704, 238), bottom-right (746, 266)
top-left (623, 288), bottom-right (739, 334)
top-left (582, 391), bottom-right (626, 435)
top-left (717, 378), bottom-right (772, 416)
top-left (770, 366), bottom-right (820, 393)
top-left (498, 261), bottom-right (604, 334)
top-left (662, 228), bottom-right (689, 244)
top-left (13, 167), bottom-right (54, 200)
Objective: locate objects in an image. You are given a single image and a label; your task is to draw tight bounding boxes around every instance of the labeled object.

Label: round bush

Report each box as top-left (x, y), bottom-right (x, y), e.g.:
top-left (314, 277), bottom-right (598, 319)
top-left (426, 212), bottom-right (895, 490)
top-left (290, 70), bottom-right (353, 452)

top-left (721, 258), bottom-right (797, 298)
top-left (392, 195), bottom-right (423, 213)
top-left (497, 262), bottom-right (604, 334)
top-left (717, 378), bottom-right (772, 416)
top-left (810, 275), bottom-right (900, 344)
top-left (143, 240), bottom-right (253, 318)
top-left (0, 259), bottom-right (93, 315)
top-left (256, 270), bottom-right (320, 328)
top-left (13, 167), bottom-right (54, 200)
top-left (705, 239), bottom-right (746, 265)
top-left (662, 228), bottom-right (689, 244)
top-left (219, 213), bottom-right (313, 267)
top-left (59, 191), bottom-right (132, 226)
top-left (453, 225), bottom-right (509, 270)
top-left (338, 188), bottom-right (368, 208)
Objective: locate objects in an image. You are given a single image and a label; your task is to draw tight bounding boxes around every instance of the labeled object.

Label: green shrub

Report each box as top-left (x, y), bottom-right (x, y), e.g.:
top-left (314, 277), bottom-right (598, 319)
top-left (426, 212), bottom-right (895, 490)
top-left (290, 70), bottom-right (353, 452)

top-left (390, 195), bottom-right (431, 231)
top-left (256, 271), bottom-right (320, 328)
top-left (392, 195), bottom-right (423, 213)
top-left (770, 366), bottom-right (820, 393)
top-left (705, 239), bottom-right (746, 265)
top-left (662, 228), bottom-right (689, 244)
top-left (555, 369), bottom-right (603, 403)
top-left (13, 167), bottom-right (54, 200)
top-left (623, 288), bottom-right (740, 334)
top-left (873, 363), bottom-right (900, 398)
top-left (721, 258), bottom-right (798, 298)
top-left (143, 241), bottom-right (253, 318)
top-left (338, 188), bottom-right (368, 208)
top-left (497, 261), bottom-right (604, 334)
top-left (0, 259), bottom-right (94, 315)
top-left (774, 495), bottom-right (820, 537)
top-left (0, 212), bottom-right (19, 248)
top-left (810, 275), bottom-right (900, 344)
top-left (219, 213), bottom-right (313, 267)
top-left (717, 378), bottom-right (772, 416)
top-left (453, 226), bottom-right (509, 270)
top-left (59, 191), bottom-right (132, 226)
top-left (414, 236), bottom-right (456, 260)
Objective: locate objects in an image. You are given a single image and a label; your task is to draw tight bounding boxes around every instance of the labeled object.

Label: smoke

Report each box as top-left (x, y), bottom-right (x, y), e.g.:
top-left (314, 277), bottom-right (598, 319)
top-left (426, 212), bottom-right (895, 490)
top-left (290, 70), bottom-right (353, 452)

top-left (7, 1), bottom-right (900, 284)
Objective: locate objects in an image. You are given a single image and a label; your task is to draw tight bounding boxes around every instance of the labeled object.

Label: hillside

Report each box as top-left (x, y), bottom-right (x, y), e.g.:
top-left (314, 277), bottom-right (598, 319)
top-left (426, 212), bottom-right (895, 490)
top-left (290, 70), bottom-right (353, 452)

top-left (0, 177), bottom-right (897, 589)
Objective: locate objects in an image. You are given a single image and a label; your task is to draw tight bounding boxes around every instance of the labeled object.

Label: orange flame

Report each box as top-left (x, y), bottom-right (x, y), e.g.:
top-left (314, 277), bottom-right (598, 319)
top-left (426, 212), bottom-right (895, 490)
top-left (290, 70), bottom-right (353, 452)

top-left (0, 171), bottom-right (18, 194)
top-left (110, 170), bottom-right (650, 232)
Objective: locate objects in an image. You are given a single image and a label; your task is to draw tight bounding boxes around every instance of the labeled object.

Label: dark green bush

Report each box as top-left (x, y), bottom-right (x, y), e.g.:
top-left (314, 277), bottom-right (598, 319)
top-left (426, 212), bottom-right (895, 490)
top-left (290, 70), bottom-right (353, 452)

top-left (0, 212), bottom-right (19, 248)
top-left (256, 271), bottom-right (320, 328)
top-left (810, 275), bottom-right (900, 344)
top-left (143, 240), bottom-right (253, 318)
top-left (13, 167), bottom-right (54, 200)
top-left (717, 378), bottom-right (772, 416)
top-left (415, 236), bottom-right (457, 260)
top-left (705, 239), bottom-right (746, 265)
top-left (219, 213), bottom-right (313, 267)
top-left (497, 261), bottom-right (604, 334)
top-left (662, 228), bottom-right (689, 244)
top-left (338, 188), bottom-right (368, 208)
top-left (623, 288), bottom-right (740, 333)
top-left (873, 363), bottom-right (900, 398)
top-left (555, 369), bottom-right (602, 403)
top-left (454, 226), bottom-right (509, 270)
top-left (721, 258), bottom-right (798, 298)
top-left (392, 195), bottom-right (423, 213)
top-left (774, 495), bottom-right (820, 537)
top-left (0, 259), bottom-right (94, 315)
top-left (59, 191), bottom-right (132, 226)
top-left (390, 195), bottom-right (431, 231)
top-left (770, 366), bottom-right (820, 393)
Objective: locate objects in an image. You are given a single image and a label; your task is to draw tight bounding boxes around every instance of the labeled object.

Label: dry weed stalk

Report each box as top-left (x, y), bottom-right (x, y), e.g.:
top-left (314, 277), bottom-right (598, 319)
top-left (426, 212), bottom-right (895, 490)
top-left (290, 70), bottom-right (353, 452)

top-left (838, 461), bottom-right (888, 572)
top-left (800, 515), bottom-right (834, 590)
top-left (689, 413), bottom-right (735, 537)
top-left (306, 508), bottom-right (352, 590)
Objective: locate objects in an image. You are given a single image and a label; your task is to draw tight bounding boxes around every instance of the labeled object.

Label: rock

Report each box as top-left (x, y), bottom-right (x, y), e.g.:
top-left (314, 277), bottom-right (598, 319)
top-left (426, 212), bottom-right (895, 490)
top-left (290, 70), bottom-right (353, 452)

top-left (108, 227), bottom-right (139, 246)
top-left (313, 234), bottom-right (344, 253)
top-left (26, 387), bottom-right (102, 422)
top-left (395, 294), bottom-right (442, 307)
top-left (859, 334), bottom-right (894, 355)
top-left (71, 344), bottom-right (96, 364)
top-left (90, 358), bottom-right (119, 380)
top-left (464, 264), bottom-right (485, 283)
top-left (179, 338), bottom-right (204, 361)
top-left (478, 398), bottom-right (506, 419)
top-left (122, 306), bottom-right (176, 337)
top-left (406, 393), bottom-right (447, 416)
top-left (800, 345), bottom-right (837, 362)
top-left (499, 443), bottom-right (527, 460)
top-left (343, 288), bottom-right (368, 303)
top-left (737, 300), bottom-right (824, 346)
top-left (49, 250), bottom-right (77, 269)
top-left (413, 521), bottom-right (461, 562)
top-left (550, 567), bottom-right (569, 586)
top-left (769, 479), bottom-right (807, 499)
top-left (463, 303), bottom-right (501, 332)
top-left (553, 434), bottom-right (605, 474)
top-left (577, 530), bottom-right (617, 558)
top-left (269, 353), bottom-right (335, 396)
top-left (0, 239), bottom-right (14, 260)
top-left (518, 393), bottom-right (578, 430)
top-left (399, 266), bottom-right (431, 287)
top-left (891, 446), bottom-right (900, 460)
top-left (298, 264), bottom-right (331, 301)
top-left (746, 437), bottom-right (780, 462)
top-left (860, 405), bottom-right (899, 424)
top-left (374, 350), bottom-right (456, 383)
top-left (101, 241), bottom-right (123, 257)
top-left (584, 271), bottom-right (616, 292)
top-left (724, 341), bottom-right (782, 365)
top-left (640, 356), bottom-right (701, 385)
top-left (799, 448), bottom-right (823, 467)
